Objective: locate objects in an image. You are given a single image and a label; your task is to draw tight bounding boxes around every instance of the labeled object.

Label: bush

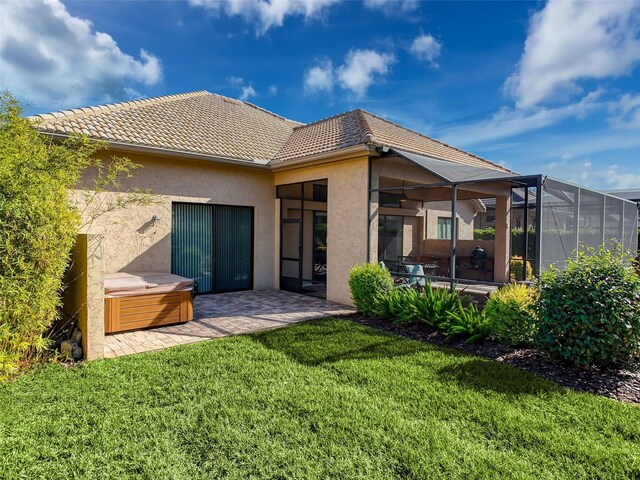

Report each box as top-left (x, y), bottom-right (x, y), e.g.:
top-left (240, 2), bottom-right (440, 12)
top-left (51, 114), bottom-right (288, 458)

top-left (0, 92), bottom-right (150, 380)
top-left (375, 288), bottom-right (421, 323)
top-left (536, 245), bottom-right (640, 367)
top-left (0, 93), bottom-right (94, 379)
top-left (348, 263), bottom-right (393, 316)
top-left (438, 301), bottom-right (492, 344)
top-left (375, 283), bottom-right (461, 325)
top-left (509, 256), bottom-right (534, 281)
top-left (484, 283), bottom-right (537, 345)
top-left (473, 227), bottom-right (495, 241)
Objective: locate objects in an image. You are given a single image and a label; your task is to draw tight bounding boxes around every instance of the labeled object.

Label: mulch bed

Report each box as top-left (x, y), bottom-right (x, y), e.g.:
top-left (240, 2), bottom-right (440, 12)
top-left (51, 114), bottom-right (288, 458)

top-left (342, 313), bottom-right (640, 405)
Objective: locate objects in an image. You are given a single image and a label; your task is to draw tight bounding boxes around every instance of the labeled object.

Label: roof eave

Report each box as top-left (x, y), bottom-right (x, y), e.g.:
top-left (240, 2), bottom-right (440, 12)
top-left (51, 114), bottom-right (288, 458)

top-left (269, 144), bottom-right (373, 170)
top-left (38, 131), bottom-right (272, 169)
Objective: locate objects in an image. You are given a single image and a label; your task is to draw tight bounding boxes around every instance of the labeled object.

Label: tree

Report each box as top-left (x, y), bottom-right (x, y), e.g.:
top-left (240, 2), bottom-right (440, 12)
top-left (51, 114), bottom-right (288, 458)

top-left (0, 91), bottom-right (152, 380)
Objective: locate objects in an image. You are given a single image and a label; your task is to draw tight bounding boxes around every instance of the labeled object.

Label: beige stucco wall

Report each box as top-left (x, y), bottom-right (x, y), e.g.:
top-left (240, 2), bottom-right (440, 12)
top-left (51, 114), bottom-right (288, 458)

top-left (424, 200), bottom-right (477, 241)
top-left (274, 154), bottom-right (370, 305)
top-left (75, 150), bottom-right (277, 290)
top-left (63, 234), bottom-right (105, 360)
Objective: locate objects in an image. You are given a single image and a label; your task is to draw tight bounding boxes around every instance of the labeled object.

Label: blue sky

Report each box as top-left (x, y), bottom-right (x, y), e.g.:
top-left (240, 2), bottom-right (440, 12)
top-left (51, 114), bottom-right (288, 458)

top-left (1, 0), bottom-right (639, 189)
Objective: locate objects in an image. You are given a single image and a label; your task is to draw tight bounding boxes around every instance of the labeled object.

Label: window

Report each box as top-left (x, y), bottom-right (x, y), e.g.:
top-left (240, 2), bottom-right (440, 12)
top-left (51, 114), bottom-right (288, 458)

top-left (378, 215), bottom-right (404, 262)
top-left (437, 217), bottom-right (452, 239)
top-left (380, 192), bottom-right (402, 208)
top-left (312, 184), bottom-right (328, 203)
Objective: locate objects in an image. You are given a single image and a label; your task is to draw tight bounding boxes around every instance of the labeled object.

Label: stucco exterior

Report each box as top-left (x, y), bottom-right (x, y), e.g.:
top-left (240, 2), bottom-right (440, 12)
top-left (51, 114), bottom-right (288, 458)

top-left (75, 150), bottom-right (277, 290)
top-left (63, 234), bottom-right (105, 360)
top-left (274, 152), bottom-right (370, 305)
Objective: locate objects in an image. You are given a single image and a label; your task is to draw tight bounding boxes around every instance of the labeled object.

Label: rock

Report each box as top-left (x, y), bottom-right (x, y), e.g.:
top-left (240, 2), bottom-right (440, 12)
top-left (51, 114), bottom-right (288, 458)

top-left (71, 328), bottom-right (82, 343)
top-left (60, 339), bottom-right (83, 361)
top-left (60, 340), bottom-right (74, 360)
top-left (71, 343), bottom-right (83, 361)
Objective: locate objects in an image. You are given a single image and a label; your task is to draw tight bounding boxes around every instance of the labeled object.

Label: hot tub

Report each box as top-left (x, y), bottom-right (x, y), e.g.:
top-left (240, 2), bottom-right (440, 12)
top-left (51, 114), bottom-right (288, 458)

top-left (104, 272), bottom-right (194, 334)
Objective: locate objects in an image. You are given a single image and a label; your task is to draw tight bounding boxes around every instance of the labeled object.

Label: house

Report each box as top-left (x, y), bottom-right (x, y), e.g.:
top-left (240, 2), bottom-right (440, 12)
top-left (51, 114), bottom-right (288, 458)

top-left (31, 91), bottom-right (638, 358)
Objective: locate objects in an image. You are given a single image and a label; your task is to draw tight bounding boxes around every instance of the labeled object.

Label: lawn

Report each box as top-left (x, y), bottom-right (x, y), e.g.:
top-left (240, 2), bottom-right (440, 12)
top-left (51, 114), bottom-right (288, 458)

top-left (1, 319), bottom-right (639, 479)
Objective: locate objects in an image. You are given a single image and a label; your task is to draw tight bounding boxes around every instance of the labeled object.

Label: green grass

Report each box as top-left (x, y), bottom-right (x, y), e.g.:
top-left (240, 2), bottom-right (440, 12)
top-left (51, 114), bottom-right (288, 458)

top-left (1, 319), bottom-right (639, 479)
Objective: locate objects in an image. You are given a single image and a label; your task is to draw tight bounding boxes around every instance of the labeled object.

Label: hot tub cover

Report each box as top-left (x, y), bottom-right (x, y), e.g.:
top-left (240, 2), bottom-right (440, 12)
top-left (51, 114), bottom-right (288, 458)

top-left (104, 272), bottom-right (194, 297)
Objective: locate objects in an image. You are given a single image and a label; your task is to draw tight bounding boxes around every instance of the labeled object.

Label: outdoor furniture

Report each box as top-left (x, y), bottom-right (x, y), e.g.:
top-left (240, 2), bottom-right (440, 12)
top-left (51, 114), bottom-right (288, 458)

top-left (403, 263), bottom-right (427, 288)
top-left (104, 272), bottom-right (194, 333)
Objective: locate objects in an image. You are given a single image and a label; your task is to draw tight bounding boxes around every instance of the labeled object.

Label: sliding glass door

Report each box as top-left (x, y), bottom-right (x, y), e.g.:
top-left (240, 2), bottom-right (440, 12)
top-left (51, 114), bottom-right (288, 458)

top-left (171, 203), bottom-right (253, 294)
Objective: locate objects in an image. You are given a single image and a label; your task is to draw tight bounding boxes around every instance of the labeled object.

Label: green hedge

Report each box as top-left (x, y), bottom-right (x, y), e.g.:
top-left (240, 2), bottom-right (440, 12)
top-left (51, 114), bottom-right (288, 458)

top-left (0, 93), bottom-right (149, 380)
top-left (536, 246), bottom-right (640, 366)
top-left (348, 264), bottom-right (393, 316)
top-left (484, 284), bottom-right (537, 345)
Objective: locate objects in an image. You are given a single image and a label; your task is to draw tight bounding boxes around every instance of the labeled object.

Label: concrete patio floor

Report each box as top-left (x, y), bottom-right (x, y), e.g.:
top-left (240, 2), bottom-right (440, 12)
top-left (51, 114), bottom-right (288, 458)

top-left (103, 290), bottom-right (354, 358)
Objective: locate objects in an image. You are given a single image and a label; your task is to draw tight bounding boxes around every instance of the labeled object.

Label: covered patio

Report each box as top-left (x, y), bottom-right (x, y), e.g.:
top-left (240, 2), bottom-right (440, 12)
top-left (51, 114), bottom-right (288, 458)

top-left (367, 148), bottom-right (638, 288)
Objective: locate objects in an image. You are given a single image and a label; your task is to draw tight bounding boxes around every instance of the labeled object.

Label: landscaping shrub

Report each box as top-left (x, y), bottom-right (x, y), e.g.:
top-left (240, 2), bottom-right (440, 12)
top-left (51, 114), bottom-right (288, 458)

top-left (348, 263), bottom-right (393, 316)
top-left (375, 283), bottom-right (462, 326)
top-left (536, 245), bottom-right (640, 367)
top-left (484, 283), bottom-right (537, 345)
top-left (509, 255), bottom-right (534, 281)
top-left (473, 227), bottom-right (495, 241)
top-left (415, 283), bottom-right (461, 326)
top-left (0, 94), bottom-right (92, 379)
top-left (0, 92), bottom-right (149, 380)
top-left (375, 288), bottom-right (421, 323)
top-left (438, 301), bottom-right (492, 344)
top-left (511, 228), bottom-right (536, 259)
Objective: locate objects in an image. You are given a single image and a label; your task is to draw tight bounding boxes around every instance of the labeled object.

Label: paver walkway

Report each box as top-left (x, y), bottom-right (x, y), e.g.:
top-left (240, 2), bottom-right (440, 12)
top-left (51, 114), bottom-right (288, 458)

top-left (104, 290), bottom-right (353, 358)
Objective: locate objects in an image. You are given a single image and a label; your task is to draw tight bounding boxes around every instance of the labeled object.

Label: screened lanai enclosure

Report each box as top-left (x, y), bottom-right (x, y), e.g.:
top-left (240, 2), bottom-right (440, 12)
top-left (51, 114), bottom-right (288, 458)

top-left (368, 148), bottom-right (638, 287)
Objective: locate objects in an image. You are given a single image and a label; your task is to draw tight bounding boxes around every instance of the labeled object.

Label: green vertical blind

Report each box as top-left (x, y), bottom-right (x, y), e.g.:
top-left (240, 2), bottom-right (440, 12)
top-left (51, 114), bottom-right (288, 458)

top-left (437, 217), bottom-right (452, 240)
top-left (172, 203), bottom-right (253, 294)
top-left (172, 203), bottom-right (213, 293)
top-left (215, 206), bottom-right (253, 292)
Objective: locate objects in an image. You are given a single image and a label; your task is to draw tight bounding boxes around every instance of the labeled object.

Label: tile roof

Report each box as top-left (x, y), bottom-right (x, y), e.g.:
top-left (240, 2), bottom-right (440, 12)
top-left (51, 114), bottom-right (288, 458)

top-left (31, 91), bottom-right (510, 173)
top-left (273, 110), bottom-right (510, 173)
top-left (31, 91), bottom-right (300, 164)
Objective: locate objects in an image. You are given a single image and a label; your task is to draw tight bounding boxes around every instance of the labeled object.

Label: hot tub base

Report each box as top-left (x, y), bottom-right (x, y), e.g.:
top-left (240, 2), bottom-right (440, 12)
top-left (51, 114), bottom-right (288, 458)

top-left (105, 290), bottom-right (193, 334)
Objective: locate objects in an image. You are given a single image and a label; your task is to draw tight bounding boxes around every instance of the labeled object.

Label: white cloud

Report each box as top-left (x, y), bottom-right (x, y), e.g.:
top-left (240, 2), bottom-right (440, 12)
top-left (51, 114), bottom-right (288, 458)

top-left (363, 0), bottom-right (418, 15)
top-left (439, 90), bottom-right (605, 146)
top-left (337, 49), bottom-right (395, 98)
top-left (239, 85), bottom-right (257, 100)
top-left (609, 93), bottom-right (640, 129)
top-left (304, 59), bottom-right (334, 93)
top-left (0, 0), bottom-right (161, 111)
top-left (189, 0), bottom-right (339, 35)
top-left (226, 76), bottom-right (257, 100)
top-left (268, 84), bottom-right (278, 95)
top-left (545, 158), bottom-right (640, 190)
top-left (409, 34), bottom-right (442, 67)
top-left (505, 0), bottom-right (640, 109)
top-left (226, 76), bottom-right (245, 87)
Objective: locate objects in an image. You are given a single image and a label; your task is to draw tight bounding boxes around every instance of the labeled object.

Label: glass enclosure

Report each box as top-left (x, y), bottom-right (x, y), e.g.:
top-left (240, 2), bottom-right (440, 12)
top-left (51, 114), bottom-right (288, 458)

top-left (368, 150), bottom-right (638, 285)
top-left (541, 178), bottom-right (638, 271)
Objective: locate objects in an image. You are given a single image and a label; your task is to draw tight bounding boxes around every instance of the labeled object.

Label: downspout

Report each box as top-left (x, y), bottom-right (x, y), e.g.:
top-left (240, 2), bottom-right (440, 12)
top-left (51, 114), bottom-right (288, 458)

top-left (534, 175), bottom-right (544, 276)
top-left (450, 184), bottom-right (458, 291)
top-left (366, 155), bottom-right (373, 263)
top-left (522, 187), bottom-right (529, 281)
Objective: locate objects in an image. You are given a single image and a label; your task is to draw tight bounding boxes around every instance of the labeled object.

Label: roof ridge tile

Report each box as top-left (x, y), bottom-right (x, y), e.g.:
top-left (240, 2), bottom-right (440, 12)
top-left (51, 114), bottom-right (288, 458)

top-left (29, 90), bottom-right (210, 123)
top-left (359, 110), bottom-right (510, 172)
top-left (354, 109), bottom-right (374, 143)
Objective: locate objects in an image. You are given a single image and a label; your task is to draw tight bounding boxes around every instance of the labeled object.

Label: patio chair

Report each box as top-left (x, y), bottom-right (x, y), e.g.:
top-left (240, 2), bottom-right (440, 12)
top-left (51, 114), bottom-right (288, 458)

top-left (404, 263), bottom-right (426, 289)
top-left (381, 260), bottom-right (411, 287)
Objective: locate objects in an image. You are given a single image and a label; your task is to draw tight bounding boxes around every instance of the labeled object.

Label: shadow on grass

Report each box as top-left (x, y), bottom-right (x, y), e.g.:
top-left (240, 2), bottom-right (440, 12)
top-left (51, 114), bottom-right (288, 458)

top-left (251, 319), bottom-right (428, 366)
top-left (437, 358), bottom-right (564, 396)
top-left (253, 319), bottom-right (561, 397)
